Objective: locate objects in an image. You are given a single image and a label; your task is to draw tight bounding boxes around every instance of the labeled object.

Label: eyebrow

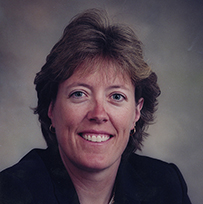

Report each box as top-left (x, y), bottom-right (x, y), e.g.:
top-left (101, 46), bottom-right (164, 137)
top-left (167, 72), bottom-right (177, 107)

top-left (107, 85), bottom-right (130, 90)
top-left (66, 83), bottom-right (130, 90)
top-left (65, 83), bottom-right (92, 90)
top-left (64, 82), bottom-right (132, 95)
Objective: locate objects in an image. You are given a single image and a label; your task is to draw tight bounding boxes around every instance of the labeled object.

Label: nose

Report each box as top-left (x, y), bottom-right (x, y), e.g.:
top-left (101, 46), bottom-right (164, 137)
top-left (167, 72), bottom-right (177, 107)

top-left (87, 99), bottom-right (109, 124)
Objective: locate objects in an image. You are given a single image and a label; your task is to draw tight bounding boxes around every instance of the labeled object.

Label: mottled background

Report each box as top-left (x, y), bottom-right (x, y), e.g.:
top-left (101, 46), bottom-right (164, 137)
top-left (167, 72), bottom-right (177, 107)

top-left (0, 0), bottom-right (202, 203)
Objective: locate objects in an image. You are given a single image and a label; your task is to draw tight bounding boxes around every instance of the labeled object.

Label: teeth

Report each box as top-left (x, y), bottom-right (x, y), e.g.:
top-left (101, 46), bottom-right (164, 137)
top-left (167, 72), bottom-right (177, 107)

top-left (82, 134), bottom-right (110, 142)
top-left (92, 135), bottom-right (96, 142)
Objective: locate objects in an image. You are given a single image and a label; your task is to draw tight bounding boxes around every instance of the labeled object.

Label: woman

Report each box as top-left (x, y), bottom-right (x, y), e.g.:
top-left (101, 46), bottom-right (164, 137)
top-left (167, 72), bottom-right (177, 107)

top-left (0, 9), bottom-right (191, 204)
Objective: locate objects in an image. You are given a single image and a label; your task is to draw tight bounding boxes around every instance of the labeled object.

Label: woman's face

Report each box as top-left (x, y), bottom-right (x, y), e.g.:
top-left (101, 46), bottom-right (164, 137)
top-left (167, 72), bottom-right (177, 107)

top-left (48, 62), bottom-right (143, 172)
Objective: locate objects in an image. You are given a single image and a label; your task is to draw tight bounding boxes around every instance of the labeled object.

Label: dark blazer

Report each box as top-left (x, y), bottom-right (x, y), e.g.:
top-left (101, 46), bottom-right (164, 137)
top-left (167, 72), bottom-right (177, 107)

top-left (0, 148), bottom-right (191, 204)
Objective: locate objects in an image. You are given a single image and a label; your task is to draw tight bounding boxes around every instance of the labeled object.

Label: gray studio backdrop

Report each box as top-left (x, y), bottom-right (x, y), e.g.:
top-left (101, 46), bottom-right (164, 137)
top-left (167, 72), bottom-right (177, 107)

top-left (0, 0), bottom-right (202, 203)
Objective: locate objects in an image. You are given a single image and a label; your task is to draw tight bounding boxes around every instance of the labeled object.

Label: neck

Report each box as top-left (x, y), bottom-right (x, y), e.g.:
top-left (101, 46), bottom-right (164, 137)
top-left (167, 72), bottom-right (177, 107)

top-left (71, 170), bottom-right (117, 204)
top-left (60, 153), bottom-right (120, 204)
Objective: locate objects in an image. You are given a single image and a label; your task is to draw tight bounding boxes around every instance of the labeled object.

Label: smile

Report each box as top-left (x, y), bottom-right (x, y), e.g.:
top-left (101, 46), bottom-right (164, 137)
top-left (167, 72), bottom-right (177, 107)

top-left (80, 134), bottom-right (111, 143)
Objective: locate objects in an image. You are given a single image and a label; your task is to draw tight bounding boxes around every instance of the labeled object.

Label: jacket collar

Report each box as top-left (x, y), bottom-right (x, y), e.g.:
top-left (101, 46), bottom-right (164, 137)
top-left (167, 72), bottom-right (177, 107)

top-left (47, 149), bottom-right (153, 204)
top-left (114, 154), bottom-right (156, 204)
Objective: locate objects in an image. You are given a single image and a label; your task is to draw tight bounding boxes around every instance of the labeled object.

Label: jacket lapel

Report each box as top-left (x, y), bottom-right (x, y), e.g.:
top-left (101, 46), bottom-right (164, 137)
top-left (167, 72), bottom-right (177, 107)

top-left (114, 156), bottom-right (156, 204)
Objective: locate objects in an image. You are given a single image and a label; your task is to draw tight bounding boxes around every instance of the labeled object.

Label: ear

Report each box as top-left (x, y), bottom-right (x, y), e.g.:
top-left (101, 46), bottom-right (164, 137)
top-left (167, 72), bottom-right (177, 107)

top-left (48, 102), bottom-right (54, 126)
top-left (131, 98), bottom-right (144, 129)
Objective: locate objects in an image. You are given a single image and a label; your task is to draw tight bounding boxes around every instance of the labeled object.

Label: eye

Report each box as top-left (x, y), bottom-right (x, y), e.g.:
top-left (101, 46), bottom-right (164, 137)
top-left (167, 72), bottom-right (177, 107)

top-left (111, 93), bottom-right (125, 101)
top-left (70, 91), bottom-right (86, 98)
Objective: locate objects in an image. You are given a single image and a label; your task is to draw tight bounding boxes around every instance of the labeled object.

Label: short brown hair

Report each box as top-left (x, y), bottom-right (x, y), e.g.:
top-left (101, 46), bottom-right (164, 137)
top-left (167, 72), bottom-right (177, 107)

top-left (34, 8), bottom-right (160, 156)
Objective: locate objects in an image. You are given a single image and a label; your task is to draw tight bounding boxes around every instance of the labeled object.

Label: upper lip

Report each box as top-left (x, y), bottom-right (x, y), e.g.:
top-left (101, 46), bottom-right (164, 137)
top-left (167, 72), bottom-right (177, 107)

top-left (78, 130), bottom-right (114, 137)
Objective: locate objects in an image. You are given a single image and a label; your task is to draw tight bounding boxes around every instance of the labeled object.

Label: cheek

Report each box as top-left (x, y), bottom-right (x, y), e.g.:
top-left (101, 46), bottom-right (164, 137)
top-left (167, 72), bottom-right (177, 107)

top-left (113, 109), bottom-right (135, 135)
top-left (122, 106), bottom-right (136, 127)
top-left (53, 104), bottom-right (86, 134)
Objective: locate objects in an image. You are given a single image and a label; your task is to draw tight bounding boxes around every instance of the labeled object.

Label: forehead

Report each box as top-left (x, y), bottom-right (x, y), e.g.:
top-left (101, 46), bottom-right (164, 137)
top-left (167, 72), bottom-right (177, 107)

top-left (70, 58), bottom-right (132, 85)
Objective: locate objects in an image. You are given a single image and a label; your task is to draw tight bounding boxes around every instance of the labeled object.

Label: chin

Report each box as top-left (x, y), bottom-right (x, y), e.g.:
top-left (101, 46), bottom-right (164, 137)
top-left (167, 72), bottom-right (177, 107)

top-left (78, 156), bottom-right (121, 173)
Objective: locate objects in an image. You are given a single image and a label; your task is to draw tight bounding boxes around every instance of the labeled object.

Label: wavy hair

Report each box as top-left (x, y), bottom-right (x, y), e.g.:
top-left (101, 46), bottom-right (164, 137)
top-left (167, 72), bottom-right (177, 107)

top-left (34, 9), bottom-right (161, 156)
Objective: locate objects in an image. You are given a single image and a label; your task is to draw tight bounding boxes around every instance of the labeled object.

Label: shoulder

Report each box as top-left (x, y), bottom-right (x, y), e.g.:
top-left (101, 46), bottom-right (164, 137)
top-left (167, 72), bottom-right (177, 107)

top-left (0, 149), bottom-right (49, 182)
top-left (129, 153), bottom-right (177, 173)
top-left (0, 148), bottom-right (56, 204)
top-left (128, 153), bottom-right (187, 188)
top-left (117, 153), bottom-right (191, 203)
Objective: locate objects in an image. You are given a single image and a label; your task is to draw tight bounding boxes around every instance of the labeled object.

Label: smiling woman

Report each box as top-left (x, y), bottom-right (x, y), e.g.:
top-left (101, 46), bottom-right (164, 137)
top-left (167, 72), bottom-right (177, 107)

top-left (48, 61), bottom-right (142, 173)
top-left (0, 8), bottom-right (191, 204)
